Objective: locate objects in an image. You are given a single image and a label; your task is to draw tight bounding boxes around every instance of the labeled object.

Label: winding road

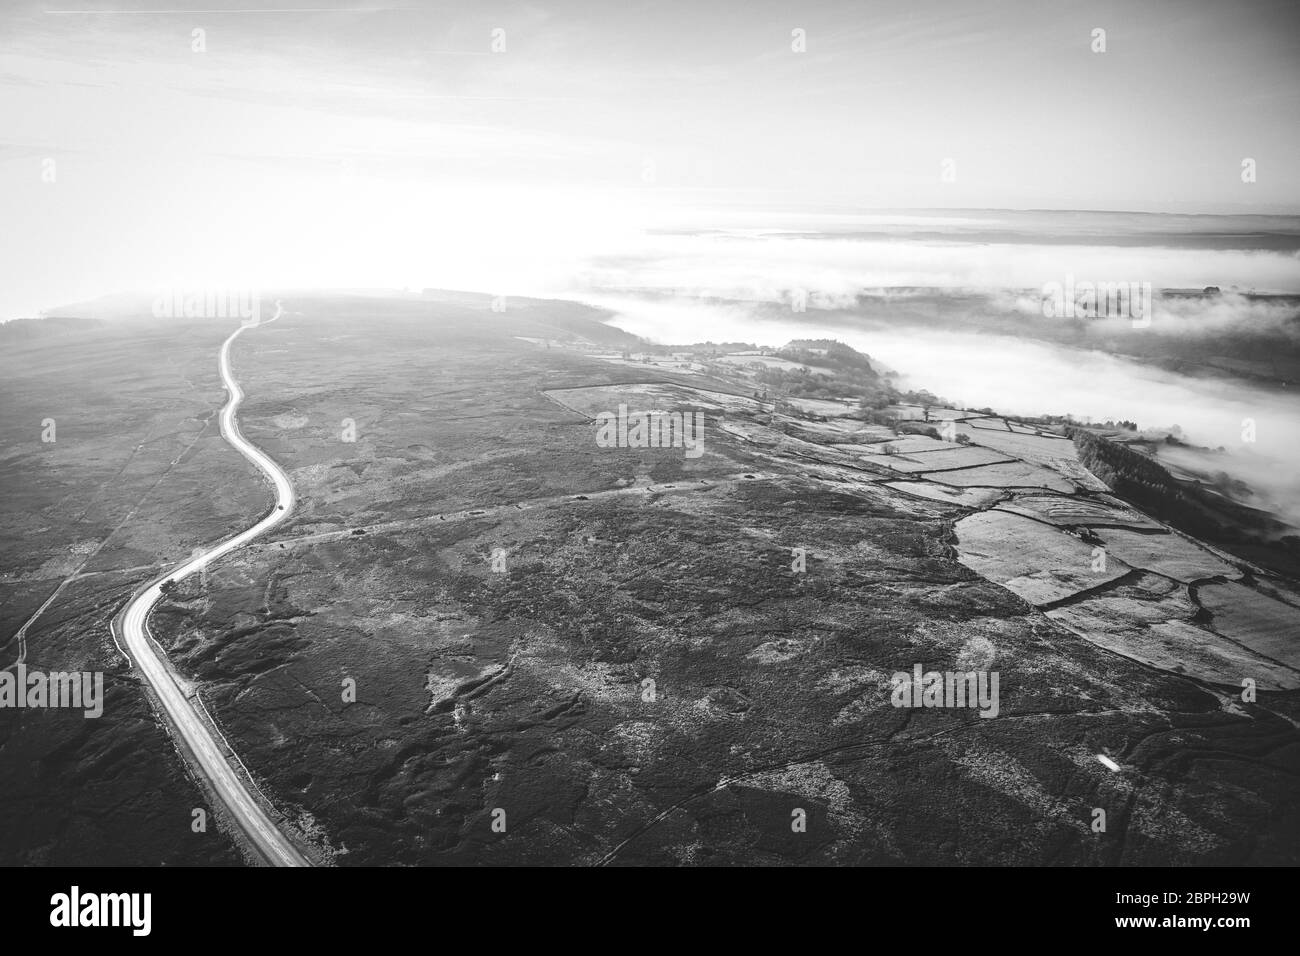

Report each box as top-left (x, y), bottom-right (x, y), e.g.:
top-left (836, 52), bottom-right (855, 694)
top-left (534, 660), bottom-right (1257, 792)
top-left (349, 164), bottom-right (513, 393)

top-left (113, 302), bottom-right (308, 867)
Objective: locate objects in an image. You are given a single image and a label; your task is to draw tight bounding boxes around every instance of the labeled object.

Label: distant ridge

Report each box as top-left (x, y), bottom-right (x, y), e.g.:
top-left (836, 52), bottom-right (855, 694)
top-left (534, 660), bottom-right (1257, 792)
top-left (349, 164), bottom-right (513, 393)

top-left (0, 316), bottom-right (103, 344)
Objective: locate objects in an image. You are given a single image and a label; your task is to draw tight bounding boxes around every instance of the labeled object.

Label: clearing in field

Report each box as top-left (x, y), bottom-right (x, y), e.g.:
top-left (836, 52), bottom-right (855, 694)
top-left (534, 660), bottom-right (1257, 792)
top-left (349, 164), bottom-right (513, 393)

top-left (542, 382), bottom-right (760, 419)
top-left (860, 445), bottom-right (1012, 473)
top-left (884, 481), bottom-right (1005, 508)
top-left (1093, 527), bottom-right (1241, 584)
top-left (1047, 574), bottom-right (1300, 690)
top-left (956, 424), bottom-right (1080, 462)
top-left (928, 460), bottom-right (1077, 494)
top-left (1196, 581), bottom-right (1300, 667)
top-left (996, 494), bottom-right (1160, 529)
top-left (954, 510), bottom-right (1131, 606)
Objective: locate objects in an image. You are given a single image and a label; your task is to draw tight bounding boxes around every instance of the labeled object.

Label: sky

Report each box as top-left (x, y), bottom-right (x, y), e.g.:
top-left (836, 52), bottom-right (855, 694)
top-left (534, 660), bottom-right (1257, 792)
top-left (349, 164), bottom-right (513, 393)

top-left (2, 0), bottom-right (1299, 318)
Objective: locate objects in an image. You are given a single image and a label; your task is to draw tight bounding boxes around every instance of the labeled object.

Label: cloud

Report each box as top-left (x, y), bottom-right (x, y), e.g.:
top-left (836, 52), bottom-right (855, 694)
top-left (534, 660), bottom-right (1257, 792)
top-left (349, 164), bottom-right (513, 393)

top-left (570, 231), bottom-right (1300, 303)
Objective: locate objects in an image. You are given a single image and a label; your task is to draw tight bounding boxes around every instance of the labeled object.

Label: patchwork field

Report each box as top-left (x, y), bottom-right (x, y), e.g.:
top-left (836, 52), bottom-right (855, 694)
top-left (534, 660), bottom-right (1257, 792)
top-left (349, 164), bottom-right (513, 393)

top-left (930, 460), bottom-right (1077, 493)
top-left (1197, 582), bottom-right (1300, 665)
top-left (861, 445), bottom-right (1012, 472)
top-left (955, 510), bottom-right (1133, 605)
top-left (1094, 528), bottom-right (1240, 584)
top-left (1048, 580), bottom-right (1300, 692)
top-left (998, 494), bottom-right (1160, 530)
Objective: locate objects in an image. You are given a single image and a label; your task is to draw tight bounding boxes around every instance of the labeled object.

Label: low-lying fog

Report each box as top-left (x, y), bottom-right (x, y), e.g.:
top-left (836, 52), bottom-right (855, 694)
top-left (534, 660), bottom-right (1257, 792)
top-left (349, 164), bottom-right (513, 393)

top-left (593, 293), bottom-right (1300, 526)
top-left (563, 218), bottom-right (1300, 527)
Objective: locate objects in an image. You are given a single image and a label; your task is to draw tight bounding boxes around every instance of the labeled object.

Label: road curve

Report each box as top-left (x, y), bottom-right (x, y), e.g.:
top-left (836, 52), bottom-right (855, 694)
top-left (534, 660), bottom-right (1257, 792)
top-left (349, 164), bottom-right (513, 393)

top-left (115, 302), bottom-right (308, 867)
